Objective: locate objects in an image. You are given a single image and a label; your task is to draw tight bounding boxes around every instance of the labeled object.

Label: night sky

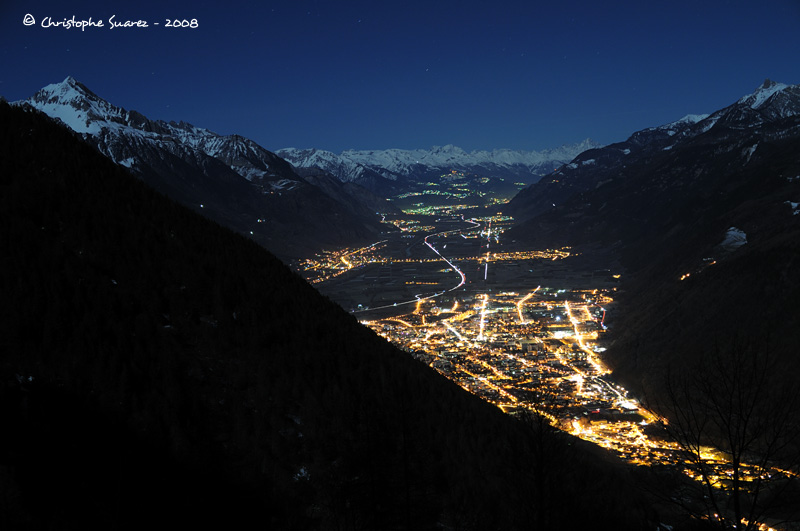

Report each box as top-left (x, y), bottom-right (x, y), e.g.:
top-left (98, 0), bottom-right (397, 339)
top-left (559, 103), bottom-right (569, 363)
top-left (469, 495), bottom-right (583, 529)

top-left (2, 0), bottom-right (799, 153)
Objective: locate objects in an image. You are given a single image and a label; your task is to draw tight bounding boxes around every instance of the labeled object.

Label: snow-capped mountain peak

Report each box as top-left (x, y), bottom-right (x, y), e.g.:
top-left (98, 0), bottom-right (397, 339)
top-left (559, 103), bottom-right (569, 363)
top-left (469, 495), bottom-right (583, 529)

top-left (652, 79), bottom-right (800, 137)
top-left (738, 79), bottom-right (790, 110)
top-left (27, 76), bottom-right (127, 134)
top-left (38, 76), bottom-right (95, 102)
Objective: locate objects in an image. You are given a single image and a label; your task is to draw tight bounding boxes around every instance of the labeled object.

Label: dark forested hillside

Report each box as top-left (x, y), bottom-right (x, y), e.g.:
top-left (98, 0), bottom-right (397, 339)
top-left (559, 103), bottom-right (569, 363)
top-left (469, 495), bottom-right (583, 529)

top-left (0, 102), bottom-right (652, 529)
top-left (504, 84), bottom-right (800, 402)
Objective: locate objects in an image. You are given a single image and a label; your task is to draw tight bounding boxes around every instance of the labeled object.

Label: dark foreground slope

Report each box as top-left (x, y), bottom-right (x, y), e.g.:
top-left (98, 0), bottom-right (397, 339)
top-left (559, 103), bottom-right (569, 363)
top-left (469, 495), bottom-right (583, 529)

top-left (0, 103), bottom-right (651, 530)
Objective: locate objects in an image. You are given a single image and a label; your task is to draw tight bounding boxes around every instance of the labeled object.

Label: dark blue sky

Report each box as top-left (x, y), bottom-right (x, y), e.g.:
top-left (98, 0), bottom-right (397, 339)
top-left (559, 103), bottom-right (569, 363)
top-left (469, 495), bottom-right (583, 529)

top-left (2, 1), bottom-right (799, 152)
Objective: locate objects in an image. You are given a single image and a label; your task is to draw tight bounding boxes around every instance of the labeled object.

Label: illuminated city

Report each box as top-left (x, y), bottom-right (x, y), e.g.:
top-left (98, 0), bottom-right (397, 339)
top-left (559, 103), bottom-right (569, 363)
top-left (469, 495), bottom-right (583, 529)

top-left (297, 180), bottom-right (794, 530)
top-left (300, 206), bottom-right (660, 458)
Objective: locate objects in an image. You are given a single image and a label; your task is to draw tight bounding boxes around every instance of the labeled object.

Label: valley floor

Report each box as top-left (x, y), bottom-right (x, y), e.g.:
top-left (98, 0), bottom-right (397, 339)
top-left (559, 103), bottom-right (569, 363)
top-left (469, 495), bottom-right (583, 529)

top-left (299, 212), bottom-right (796, 530)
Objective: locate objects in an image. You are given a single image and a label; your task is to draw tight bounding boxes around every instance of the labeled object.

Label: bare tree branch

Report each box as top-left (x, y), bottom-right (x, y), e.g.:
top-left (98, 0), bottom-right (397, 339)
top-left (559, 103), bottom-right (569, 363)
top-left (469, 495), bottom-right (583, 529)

top-left (649, 338), bottom-right (800, 530)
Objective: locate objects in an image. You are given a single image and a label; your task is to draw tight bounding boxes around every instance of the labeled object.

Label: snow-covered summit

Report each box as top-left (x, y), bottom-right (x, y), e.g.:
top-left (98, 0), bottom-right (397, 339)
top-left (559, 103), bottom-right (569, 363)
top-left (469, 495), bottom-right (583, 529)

top-left (738, 79), bottom-right (791, 110)
top-left (26, 76), bottom-right (128, 134)
top-left (634, 79), bottom-right (800, 145)
top-left (702, 78), bottom-right (800, 126)
top-left (23, 76), bottom-right (211, 139)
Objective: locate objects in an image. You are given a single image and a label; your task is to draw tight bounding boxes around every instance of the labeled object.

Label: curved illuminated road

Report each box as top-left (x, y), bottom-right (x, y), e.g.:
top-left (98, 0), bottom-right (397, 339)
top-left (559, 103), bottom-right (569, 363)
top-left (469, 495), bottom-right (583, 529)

top-left (352, 219), bottom-right (479, 314)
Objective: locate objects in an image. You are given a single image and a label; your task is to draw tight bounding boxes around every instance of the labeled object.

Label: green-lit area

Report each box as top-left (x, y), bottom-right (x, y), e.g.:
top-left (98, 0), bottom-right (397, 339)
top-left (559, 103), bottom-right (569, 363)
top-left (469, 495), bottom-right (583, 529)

top-left (390, 168), bottom-right (520, 214)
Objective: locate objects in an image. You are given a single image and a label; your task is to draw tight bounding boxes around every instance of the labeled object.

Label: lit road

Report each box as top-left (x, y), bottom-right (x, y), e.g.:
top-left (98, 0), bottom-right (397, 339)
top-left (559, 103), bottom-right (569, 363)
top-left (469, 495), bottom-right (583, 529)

top-left (350, 219), bottom-right (478, 314)
top-left (516, 287), bottom-right (540, 324)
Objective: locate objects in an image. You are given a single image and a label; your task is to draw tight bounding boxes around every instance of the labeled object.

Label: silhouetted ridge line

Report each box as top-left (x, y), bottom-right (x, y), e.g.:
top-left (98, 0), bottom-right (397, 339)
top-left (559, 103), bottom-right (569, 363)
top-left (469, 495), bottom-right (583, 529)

top-left (0, 102), bottom-right (650, 531)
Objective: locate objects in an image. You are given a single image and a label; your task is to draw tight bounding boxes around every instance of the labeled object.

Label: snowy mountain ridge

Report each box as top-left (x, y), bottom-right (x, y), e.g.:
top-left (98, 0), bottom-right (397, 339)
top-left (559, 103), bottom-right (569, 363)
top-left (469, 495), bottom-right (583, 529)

top-left (278, 139), bottom-right (601, 189)
top-left (344, 140), bottom-right (600, 171)
top-left (707, 78), bottom-right (800, 127)
top-left (20, 76), bottom-right (289, 183)
top-left (25, 76), bottom-right (127, 135)
top-left (738, 79), bottom-right (790, 110)
top-left (507, 78), bottom-right (800, 223)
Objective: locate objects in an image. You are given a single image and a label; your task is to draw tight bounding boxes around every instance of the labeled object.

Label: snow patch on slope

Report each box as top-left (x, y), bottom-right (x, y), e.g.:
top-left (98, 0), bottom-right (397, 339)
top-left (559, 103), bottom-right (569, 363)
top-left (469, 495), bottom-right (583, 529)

top-left (719, 227), bottom-right (747, 252)
top-left (269, 179), bottom-right (300, 191)
top-left (742, 144), bottom-right (758, 163)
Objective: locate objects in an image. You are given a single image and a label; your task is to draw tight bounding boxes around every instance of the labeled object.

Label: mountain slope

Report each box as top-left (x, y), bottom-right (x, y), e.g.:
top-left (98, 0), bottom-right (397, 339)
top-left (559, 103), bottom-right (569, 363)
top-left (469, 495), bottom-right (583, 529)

top-left (17, 77), bottom-right (393, 259)
top-left (508, 80), bottom-right (800, 225)
top-left (0, 102), bottom-right (651, 530)
top-left (504, 79), bottom-right (800, 394)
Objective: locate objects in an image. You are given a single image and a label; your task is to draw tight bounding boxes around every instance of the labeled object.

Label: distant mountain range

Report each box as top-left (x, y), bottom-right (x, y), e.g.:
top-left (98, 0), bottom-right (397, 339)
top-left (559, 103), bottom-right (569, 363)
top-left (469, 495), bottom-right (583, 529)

top-left (505, 79), bottom-right (800, 393)
top-left (278, 140), bottom-right (600, 194)
top-left (14, 77), bottom-right (393, 259)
